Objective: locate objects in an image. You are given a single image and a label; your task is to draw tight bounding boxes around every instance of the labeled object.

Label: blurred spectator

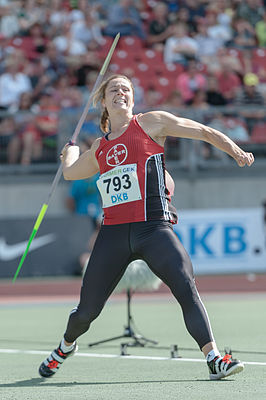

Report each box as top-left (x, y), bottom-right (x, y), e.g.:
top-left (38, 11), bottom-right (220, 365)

top-left (208, 112), bottom-right (226, 132)
top-left (0, 114), bottom-right (20, 163)
top-left (10, 91), bottom-right (39, 165)
top-left (22, 56), bottom-right (46, 92)
top-left (74, 49), bottom-right (101, 86)
top-left (17, 0), bottom-right (46, 36)
top-left (53, 21), bottom-right (87, 57)
top-left (176, 7), bottom-right (195, 33)
top-left (34, 89), bottom-right (60, 155)
top-left (185, 0), bottom-right (206, 20)
top-left (162, 89), bottom-right (185, 110)
top-left (228, 17), bottom-right (257, 50)
top-left (215, 58), bottom-right (242, 102)
top-left (79, 68), bottom-right (99, 96)
top-left (189, 89), bottom-right (209, 110)
top-left (69, 0), bottom-right (88, 23)
top-left (0, 53), bottom-right (32, 109)
top-left (206, 75), bottom-right (227, 106)
top-left (162, 88), bottom-right (186, 160)
top-left (146, 2), bottom-right (174, 51)
top-left (194, 19), bottom-right (222, 64)
top-left (236, 0), bottom-right (264, 27)
top-left (203, 111), bottom-right (249, 161)
top-left (79, 111), bottom-right (101, 140)
top-left (210, 0), bottom-right (233, 28)
top-left (10, 90), bottom-right (36, 115)
top-left (164, 22), bottom-right (199, 66)
top-left (255, 10), bottom-right (266, 47)
top-left (205, 8), bottom-right (232, 47)
top-left (17, 89), bottom-right (60, 165)
top-left (71, 8), bottom-right (104, 49)
top-left (27, 22), bottom-right (47, 55)
top-left (215, 47), bottom-right (244, 76)
top-left (103, 0), bottom-right (146, 39)
top-left (234, 72), bottom-right (265, 132)
top-left (175, 60), bottom-right (206, 103)
top-left (209, 113), bottom-right (249, 142)
top-left (0, 32), bottom-right (9, 69)
top-left (224, 115), bottom-right (250, 142)
top-left (236, 73), bottom-right (264, 104)
top-left (53, 75), bottom-right (83, 109)
top-left (65, 138), bottom-right (102, 274)
top-left (0, 0), bottom-right (20, 37)
top-left (48, 0), bottom-right (69, 31)
top-left (142, 85), bottom-right (162, 108)
top-left (40, 41), bottom-right (67, 84)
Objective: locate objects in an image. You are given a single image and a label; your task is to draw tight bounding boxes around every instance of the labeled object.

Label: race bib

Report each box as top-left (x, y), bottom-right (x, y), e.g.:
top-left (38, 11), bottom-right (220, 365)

top-left (96, 163), bottom-right (142, 208)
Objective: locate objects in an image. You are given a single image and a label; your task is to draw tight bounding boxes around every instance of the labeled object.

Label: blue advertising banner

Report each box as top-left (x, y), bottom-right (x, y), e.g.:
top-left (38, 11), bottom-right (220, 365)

top-left (174, 208), bottom-right (266, 275)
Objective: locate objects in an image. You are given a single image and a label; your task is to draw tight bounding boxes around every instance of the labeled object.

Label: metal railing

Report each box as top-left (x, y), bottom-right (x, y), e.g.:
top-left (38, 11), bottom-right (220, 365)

top-left (0, 105), bottom-right (265, 177)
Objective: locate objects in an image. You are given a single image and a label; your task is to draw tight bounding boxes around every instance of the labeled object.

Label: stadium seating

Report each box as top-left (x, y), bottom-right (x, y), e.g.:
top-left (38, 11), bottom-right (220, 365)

top-left (250, 123), bottom-right (266, 143)
top-left (118, 36), bottom-right (144, 51)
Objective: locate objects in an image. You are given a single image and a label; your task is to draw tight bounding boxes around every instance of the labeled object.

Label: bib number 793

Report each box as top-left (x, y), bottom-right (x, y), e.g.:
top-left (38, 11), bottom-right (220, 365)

top-left (97, 164), bottom-right (142, 208)
top-left (103, 174), bottom-right (131, 193)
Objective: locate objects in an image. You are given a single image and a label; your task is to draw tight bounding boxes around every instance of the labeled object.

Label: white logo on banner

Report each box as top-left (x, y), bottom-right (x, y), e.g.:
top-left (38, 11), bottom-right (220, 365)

top-left (0, 234), bottom-right (56, 261)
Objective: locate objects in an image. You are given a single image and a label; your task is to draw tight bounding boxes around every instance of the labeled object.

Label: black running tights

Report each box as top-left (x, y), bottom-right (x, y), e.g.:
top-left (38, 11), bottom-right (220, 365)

top-left (64, 221), bottom-right (214, 349)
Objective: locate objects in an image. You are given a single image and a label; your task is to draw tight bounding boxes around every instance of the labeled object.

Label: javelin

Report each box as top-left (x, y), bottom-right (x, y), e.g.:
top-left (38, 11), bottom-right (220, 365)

top-left (12, 33), bottom-right (120, 283)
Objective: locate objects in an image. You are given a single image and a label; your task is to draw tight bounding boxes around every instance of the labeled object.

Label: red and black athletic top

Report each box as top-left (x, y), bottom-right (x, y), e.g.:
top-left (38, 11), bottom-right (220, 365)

top-left (95, 115), bottom-right (177, 225)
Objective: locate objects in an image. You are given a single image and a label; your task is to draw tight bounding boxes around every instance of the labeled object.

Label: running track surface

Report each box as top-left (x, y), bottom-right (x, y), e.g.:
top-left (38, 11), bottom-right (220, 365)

top-left (0, 274), bottom-right (265, 303)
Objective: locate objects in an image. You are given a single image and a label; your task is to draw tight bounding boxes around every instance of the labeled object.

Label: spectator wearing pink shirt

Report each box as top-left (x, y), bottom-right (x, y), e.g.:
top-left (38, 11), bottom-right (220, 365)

top-left (175, 60), bottom-right (206, 103)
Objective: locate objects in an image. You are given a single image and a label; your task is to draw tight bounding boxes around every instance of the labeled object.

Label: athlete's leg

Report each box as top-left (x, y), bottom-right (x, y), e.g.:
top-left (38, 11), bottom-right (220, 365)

top-left (39, 223), bottom-right (133, 377)
top-left (64, 223), bottom-right (133, 343)
top-left (131, 221), bottom-right (244, 380)
top-left (132, 221), bottom-right (213, 349)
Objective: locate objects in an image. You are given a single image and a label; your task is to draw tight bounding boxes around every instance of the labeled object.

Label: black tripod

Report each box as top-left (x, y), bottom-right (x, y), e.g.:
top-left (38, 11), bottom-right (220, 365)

top-left (88, 289), bottom-right (158, 347)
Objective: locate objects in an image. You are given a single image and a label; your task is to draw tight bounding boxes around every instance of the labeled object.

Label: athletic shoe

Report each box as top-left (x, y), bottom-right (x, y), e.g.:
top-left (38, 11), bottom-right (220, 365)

top-left (39, 342), bottom-right (78, 378)
top-left (208, 354), bottom-right (244, 380)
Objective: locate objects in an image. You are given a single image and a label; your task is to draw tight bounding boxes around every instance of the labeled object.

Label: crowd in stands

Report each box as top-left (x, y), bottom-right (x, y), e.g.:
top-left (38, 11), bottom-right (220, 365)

top-left (0, 0), bottom-right (266, 165)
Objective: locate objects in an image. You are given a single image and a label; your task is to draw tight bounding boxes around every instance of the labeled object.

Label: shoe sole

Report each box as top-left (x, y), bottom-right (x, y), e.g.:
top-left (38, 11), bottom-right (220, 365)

top-left (39, 363), bottom-right (56, 378)
top-left (39, 344), bottom-right (78, 378)
top-left (210, 363), bottom-right (244, 380)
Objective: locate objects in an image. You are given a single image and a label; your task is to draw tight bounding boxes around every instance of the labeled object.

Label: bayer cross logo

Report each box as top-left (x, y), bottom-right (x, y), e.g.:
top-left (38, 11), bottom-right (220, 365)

top-left (106, 144), bottom-right (128, 166)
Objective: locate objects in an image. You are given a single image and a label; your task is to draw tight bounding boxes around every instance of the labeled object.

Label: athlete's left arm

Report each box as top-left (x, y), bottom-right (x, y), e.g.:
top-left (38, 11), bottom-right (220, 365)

top-left (143, 111), bottom-right (254, 167)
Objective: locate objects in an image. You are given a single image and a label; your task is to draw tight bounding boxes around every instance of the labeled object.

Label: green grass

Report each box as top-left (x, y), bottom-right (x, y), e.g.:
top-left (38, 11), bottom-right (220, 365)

top-left (1, 294), bottom-right (266, 400)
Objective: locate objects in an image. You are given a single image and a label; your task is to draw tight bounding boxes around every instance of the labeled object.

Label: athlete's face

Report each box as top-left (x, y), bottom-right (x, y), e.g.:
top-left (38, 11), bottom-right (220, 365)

top-left (103, 78), bottom-right (134, 113)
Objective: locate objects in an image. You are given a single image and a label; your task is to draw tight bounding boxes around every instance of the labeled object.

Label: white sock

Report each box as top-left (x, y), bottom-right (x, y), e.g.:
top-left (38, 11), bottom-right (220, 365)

top-left (60, 339), bottom-right (75, 353)
top-left (206, 349), bottom-right (221, 362)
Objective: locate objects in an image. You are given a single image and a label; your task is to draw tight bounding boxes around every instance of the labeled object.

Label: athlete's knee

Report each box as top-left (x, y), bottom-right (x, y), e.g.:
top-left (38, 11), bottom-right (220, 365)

top-left (75, 307), bottom-right (102, 326)
top-left (172, 278), bottom-right (198, 304)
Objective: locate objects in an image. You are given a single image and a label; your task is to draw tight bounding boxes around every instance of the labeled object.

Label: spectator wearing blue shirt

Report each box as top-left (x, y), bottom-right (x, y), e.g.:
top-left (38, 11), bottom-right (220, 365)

top-left (104, 0), bottom-right (146, 39)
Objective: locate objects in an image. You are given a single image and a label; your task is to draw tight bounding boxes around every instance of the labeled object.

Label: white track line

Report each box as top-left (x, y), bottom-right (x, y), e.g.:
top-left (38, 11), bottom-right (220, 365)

top-left (0, 348), bottom-right (266, 366)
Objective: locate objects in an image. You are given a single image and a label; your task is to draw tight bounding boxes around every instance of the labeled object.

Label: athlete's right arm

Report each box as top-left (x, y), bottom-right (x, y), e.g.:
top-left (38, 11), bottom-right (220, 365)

top-left (60, 138), bottom-right (100, 180)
